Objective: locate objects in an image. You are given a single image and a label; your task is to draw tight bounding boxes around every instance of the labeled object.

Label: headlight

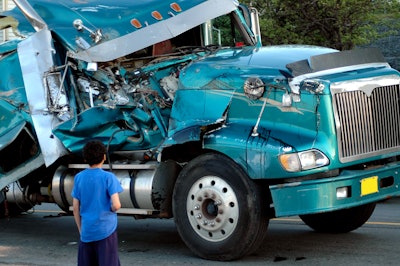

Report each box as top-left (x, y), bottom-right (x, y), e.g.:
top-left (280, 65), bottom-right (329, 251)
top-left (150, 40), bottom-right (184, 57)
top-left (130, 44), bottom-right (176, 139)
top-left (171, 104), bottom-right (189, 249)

top-left (244, 77), bottom-right (265, 100)
top-left (279, 149), bottom-right (329, 172)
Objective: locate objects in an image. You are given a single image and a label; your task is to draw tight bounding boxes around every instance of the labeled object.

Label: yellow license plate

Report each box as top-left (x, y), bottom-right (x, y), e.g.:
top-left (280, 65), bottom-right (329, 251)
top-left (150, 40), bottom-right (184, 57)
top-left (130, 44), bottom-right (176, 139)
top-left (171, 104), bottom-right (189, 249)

top-left (360, 176), bottom-right (379, 196)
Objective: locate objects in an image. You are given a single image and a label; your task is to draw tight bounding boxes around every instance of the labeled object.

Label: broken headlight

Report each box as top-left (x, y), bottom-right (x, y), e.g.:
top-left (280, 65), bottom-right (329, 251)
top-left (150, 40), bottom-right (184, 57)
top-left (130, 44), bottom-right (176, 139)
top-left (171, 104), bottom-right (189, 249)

top-left (300, 79), bottom-right (325, 94)
top-left (244, 77), bottom-right (265, 100)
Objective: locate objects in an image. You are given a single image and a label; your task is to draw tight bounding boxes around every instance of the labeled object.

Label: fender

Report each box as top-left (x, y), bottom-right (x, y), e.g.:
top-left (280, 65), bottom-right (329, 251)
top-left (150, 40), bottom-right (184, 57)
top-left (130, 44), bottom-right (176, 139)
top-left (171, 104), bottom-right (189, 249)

top-left (202, 122), bottom-right (287, 180)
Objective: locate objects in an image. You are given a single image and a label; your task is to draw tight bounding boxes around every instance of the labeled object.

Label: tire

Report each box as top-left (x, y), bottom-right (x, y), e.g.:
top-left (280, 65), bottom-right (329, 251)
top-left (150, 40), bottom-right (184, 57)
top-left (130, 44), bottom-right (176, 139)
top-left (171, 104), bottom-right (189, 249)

top-left (172, 153), bottom-right (269, 261)
top-left (299, 202), bottom-right (376, 233)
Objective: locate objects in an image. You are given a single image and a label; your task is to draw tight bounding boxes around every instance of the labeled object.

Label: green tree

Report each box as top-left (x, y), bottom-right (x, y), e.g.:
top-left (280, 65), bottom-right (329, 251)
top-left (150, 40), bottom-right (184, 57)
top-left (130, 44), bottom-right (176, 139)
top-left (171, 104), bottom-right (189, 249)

top-left (242, 0), bottom-right (400, 50)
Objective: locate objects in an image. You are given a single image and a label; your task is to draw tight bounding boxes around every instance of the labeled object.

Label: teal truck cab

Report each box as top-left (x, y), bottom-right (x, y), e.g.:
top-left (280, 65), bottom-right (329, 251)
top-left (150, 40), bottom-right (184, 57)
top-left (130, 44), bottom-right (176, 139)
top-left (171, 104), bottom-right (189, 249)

top-left (1, 0), bottom-right (399, 261)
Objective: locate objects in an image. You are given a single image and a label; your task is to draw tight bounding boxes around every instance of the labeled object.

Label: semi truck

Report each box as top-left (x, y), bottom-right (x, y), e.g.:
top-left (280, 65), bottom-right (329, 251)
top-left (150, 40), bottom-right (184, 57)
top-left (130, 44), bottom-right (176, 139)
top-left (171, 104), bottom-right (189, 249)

top-left (1, 0), bottom-right (399, 261)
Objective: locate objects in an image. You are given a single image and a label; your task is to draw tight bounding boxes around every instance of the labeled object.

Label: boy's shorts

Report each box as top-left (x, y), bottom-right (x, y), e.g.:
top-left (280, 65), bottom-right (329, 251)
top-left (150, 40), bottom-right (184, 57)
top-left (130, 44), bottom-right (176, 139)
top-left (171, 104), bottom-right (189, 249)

top-left (78, 230), bottom-right (120, 266)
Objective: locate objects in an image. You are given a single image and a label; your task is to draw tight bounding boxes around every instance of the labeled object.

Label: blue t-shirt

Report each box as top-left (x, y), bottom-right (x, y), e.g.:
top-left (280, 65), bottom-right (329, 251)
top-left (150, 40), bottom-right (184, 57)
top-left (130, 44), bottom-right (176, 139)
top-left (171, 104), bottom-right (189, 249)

top-left (71, 168), bottom-right (123, 243)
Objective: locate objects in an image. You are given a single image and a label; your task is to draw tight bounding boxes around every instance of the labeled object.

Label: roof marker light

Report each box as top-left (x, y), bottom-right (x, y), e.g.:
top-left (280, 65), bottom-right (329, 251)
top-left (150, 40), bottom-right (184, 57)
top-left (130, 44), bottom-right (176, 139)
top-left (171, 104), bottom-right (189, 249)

top-left (151, 11), bottom-right (163, 20)
top-left (170, 3), bottom-right (182, 12)
top-left (130, 19), bottom-right (142, 29)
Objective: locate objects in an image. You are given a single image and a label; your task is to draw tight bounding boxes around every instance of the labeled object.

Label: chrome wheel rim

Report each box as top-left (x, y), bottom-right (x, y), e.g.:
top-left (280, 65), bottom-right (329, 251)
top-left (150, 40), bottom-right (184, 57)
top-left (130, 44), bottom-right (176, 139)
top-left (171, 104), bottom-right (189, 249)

top-left (186, 175), bottom-right (239, 242)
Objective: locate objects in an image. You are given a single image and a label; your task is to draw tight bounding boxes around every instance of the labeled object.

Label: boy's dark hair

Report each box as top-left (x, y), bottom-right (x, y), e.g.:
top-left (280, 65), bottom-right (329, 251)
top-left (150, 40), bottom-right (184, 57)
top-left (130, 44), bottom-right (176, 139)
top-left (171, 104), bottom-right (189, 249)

top-left (83, 140), bottom-right (107, 166)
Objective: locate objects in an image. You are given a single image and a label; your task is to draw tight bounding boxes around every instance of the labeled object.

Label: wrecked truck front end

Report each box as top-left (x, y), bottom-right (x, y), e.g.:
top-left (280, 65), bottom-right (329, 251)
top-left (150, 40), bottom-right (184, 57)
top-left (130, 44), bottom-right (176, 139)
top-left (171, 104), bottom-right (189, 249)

top-left (0, 0), bottom-right (245, 175)
top-left (0, 1), bottom-right (273, 259)
top-left (0, 0), bottom-right (255, 218)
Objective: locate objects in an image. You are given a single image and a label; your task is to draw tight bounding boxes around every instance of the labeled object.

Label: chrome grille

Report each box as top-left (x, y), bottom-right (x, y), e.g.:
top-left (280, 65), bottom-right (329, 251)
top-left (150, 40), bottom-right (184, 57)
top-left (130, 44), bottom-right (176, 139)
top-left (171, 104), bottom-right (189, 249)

top-left (332, 79), bottom-right (400, 163)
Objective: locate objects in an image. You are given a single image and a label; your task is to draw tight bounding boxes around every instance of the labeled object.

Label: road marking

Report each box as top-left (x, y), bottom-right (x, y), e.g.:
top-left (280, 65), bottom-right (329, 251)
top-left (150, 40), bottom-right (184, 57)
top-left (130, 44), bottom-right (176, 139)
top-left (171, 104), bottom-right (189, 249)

top-left (273, 218), bottom-right (302, 222)
top-left (366, 221), bottom-right (400, 226)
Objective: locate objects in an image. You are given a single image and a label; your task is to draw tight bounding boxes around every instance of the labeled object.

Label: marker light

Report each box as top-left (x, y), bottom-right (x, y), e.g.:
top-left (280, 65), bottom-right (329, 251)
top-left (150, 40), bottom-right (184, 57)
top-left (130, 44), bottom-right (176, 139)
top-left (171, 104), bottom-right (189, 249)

top-left (170, 3), bottom-right (182, 12)
top-left (279, 153), bottom-right (301, 172)
top-left (152, 11), bottom-right (163, 20)
top-left (130, 19), bottom-right (142, 29)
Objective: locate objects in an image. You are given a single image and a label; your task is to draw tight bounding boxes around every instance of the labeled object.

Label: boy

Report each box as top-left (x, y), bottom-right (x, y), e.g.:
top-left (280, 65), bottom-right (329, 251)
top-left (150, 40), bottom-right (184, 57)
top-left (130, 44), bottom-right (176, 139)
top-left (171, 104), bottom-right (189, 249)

top-left (71, 140), bottom-right (123, 266)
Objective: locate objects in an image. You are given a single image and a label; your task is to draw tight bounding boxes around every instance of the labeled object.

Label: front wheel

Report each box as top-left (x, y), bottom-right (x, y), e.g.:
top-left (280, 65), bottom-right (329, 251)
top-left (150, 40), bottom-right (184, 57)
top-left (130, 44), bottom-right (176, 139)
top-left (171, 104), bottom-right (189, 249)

top-left (172, 153), bottom-right (269, 261)
top-left (299, 202), bottom-right (376, 233)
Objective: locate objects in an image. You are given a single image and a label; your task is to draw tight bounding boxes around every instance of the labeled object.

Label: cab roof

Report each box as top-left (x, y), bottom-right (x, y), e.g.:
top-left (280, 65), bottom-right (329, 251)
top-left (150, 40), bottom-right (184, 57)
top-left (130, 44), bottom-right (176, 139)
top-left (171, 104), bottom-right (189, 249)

top-left (12, 0), bottom-right (239, 62)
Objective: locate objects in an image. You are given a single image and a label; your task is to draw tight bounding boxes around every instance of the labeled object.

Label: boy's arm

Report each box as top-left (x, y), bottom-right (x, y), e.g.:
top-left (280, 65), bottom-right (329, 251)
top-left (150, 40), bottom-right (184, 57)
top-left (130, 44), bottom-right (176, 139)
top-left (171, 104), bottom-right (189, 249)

top-left (111, 193), bottom-right (121, 212)
top-left (72, 198), bottom-right (81, 234)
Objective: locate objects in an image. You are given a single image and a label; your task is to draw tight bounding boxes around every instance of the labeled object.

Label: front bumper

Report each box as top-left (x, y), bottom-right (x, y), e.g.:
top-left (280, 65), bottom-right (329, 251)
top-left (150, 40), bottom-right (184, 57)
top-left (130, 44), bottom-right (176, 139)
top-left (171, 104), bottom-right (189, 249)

top-left (270, 161), bottom-right (400, 217)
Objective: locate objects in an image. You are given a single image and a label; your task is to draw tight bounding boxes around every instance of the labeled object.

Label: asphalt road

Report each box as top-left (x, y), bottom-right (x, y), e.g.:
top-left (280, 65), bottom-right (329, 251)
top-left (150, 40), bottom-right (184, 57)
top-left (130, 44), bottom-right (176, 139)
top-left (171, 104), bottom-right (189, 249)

top-left (0, 197), bottom-right (399, 266)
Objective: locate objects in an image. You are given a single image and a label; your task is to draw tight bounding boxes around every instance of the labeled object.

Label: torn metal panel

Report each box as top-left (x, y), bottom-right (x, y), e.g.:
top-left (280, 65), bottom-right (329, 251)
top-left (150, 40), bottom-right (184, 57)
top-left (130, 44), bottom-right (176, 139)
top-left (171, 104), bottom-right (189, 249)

top-left (52, 107), bottom-right (135, 154)
top-left (17, 29), bottom-right (67, 166)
